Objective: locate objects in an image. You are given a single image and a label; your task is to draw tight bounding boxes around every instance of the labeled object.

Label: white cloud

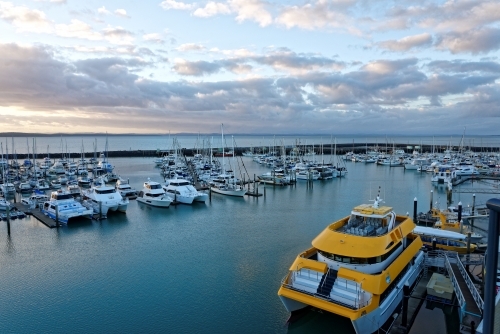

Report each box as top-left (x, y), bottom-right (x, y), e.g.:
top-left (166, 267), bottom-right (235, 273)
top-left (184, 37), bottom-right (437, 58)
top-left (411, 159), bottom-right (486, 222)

top-left (114, 9), bottom-right (129, 18)
top-left (193, 2), bottom-right (231, 18)
top-left (0, 1), bottom-right (53, 33)
top-left (143, 33), bottom-right (164, 44)
top-left (176, 43), bottom-right (205, 52)
top-left (55, 19), bottom-right (101, 40)
top-left (231, 0), bottom-right (272, 27)
top-left (97, 6), bottom-right (110, 15)
top-left (160, 0), bottom-right (195, 11)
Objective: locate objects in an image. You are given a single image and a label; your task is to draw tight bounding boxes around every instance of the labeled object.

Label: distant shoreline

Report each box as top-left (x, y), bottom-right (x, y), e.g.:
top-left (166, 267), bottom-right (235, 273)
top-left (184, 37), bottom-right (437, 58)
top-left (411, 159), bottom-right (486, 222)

top-left (0, 132), bottom-right (498, 137)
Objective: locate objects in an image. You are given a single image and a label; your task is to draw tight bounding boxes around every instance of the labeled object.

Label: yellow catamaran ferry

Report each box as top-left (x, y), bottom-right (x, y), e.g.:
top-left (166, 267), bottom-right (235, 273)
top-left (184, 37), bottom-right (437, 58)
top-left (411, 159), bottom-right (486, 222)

top-left (278, 195), bottom-right (425, 333)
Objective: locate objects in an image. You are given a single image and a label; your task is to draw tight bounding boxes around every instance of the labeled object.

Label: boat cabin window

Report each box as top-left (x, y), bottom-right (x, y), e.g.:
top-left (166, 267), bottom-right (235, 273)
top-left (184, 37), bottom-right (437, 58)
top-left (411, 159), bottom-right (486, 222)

top-left (96, 189), bottom-right (115, 195)
top-left (319, 241), bottom-right (402, 265)
top-left (53, 193), bottom-right (73, 200)
top-left (148, 184), bottom-right (162, 190)
top-left (146, 193), bottom-right (162, 198)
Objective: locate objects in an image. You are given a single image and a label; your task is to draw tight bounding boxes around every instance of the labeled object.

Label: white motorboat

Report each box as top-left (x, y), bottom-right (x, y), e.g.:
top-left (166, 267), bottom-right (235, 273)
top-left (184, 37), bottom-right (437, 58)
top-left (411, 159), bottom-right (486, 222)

top-left (58, 175), bottom-right (68, 185)
top-left (67, 184), bottom-right (81, 198)
top-left (1, 182), bottom-right (16, 195)
top-left (115, 178), bottom-right (138, 199)
top-left (82, 177), bottom-right (129, 217)
top-left (136, 179), bottom-right (172, 207)
top-left (162, 178), bottom-right (207, 204)
top-left (0, 197), bottom-right (11, 211)
top-left (41, 190), bottom-right (93, 224)
top-left (77, 176), bottom-right (91, 188)
top-left (34, 178), bottom-right (50, 191)
top-left (21, 191), bottom-right (49, 209)
top-left (17, 181), bottom-right (32, 194)
top-left (50, 179), bottom-right (62, 189)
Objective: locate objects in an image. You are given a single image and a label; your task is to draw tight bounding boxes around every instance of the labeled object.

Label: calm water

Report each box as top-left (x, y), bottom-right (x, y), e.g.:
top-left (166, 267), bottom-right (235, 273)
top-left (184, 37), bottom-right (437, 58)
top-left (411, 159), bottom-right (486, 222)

top-left (1, 134), bottom-right (500, 155)
top-left (0, 156), bottom-right (494, 333)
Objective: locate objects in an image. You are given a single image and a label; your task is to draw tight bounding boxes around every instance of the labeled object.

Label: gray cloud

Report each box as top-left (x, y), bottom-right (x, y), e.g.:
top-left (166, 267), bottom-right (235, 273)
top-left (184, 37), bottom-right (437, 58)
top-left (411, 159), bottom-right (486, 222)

top-left (1, 43), bottom-right (499, 134)
top-left (377, 33), bottom-right (433, 52)
top-left (435, 28), bottom-right (500, 54)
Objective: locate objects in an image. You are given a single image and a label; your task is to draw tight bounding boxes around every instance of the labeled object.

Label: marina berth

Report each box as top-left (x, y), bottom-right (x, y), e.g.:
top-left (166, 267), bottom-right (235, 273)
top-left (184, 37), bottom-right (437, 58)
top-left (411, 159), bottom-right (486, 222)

top-left (278, 193), bottom-right (425, 334)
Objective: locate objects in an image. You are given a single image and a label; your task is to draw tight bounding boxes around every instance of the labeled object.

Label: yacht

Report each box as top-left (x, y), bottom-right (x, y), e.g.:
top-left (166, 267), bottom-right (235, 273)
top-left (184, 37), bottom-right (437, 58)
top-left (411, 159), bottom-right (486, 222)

top-left (115, 178), bottom-right (138, 200)
top-left (278, 194), bottom-right (425, 334)
top-left (41, 190), bottom-right (93, 224)
top-left (82, 178), bottom-right (129, 217)
top-left (162, 178), bottom-right (207, 204)
top-left (136, 179), bottom-right (172, 207)
top-left (34, 178), bottom-right (50, 191)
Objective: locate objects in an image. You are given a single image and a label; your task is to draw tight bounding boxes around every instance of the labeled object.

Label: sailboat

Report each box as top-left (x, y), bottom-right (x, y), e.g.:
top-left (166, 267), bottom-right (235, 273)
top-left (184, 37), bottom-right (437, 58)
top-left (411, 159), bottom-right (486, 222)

top-left (209, 125), bottom-right (246, 197)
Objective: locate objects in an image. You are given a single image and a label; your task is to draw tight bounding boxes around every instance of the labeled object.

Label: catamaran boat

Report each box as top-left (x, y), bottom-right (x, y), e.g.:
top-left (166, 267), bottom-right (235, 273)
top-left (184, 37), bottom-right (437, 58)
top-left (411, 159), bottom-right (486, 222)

top-left (136, 179), bottom-right (172, 207)
top-left (278, 194), bottom-right (425, 334)
top-left (41, 190), bottom-right (93, 224)
top-left (82, 178), bottom-right (129, 217)
top-left (162, 178), bottom-right (207, 204)
top-left (115, 178), bottom-right (138, 200)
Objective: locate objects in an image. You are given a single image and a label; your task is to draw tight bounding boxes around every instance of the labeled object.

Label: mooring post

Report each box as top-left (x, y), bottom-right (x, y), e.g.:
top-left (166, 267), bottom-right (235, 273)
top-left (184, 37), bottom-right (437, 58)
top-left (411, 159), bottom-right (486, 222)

top-left (471, 193), bottom-right (476, 231)
top-left (458, 202), bottom-right (463, 233)
top-left (209, 187), bottom-right (211, 202)
top-left (99, 201), bottom-right (102, 220)
top-left (430, 190), bottom-right (433, 211)
top-left (413, 197), bottom-right (417, 224)
top-left (483, 198), bottom-right (500, 334)
top-left (432, 238), bottom-right (436, 250)
top-left (55, 204), bottom-right (59, 227)
top-left (264, 186), bottom-right (266, 198)
top-left (6, 204), bottom-right (10, 224)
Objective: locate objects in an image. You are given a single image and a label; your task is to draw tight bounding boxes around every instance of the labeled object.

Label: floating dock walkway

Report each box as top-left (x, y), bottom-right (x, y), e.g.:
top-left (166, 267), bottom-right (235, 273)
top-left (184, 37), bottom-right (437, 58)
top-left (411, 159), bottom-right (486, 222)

top-left (12, 202), bottom-right (58, 228)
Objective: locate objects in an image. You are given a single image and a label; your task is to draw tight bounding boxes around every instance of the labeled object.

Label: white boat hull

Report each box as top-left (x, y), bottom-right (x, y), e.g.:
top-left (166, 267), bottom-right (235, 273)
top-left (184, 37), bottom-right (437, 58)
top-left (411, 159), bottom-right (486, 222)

top-left (210, 187), bottom-right (246, 197)
top-left (136, 197), bottom-right (171, 207)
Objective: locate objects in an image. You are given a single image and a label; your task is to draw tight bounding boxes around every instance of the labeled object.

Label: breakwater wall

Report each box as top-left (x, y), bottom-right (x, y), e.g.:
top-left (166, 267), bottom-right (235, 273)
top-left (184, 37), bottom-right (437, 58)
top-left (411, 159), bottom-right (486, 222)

top-left (9, 143), bottom-right (497, 159)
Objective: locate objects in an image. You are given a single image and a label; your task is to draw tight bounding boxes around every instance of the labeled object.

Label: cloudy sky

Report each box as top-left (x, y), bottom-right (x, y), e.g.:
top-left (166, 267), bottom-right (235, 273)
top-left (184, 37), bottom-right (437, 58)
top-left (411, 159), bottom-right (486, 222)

top-left (0, 0), bottom-right (499, 135)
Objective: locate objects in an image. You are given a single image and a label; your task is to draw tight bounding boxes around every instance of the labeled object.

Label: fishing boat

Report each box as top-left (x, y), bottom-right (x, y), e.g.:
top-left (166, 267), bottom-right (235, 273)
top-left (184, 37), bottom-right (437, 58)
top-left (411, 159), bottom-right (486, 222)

top-left (278, 193), bottom-right (425, 334)
top-left (413, 226), bottom-right (477, 254)
top-left (137, 179), bottom-right (172, 207)
top-left (41, 190), bottom-right (93, 224)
